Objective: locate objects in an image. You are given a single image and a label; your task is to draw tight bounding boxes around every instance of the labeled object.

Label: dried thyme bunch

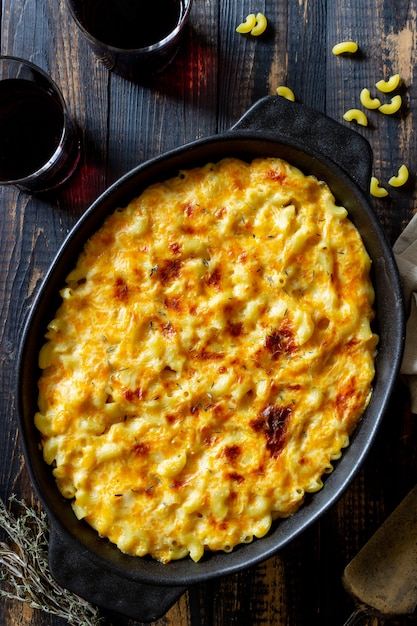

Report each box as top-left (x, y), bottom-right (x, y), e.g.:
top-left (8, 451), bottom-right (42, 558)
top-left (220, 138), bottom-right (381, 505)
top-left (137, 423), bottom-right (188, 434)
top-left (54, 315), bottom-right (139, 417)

top-left (0, 495), bottom-right (103, 625)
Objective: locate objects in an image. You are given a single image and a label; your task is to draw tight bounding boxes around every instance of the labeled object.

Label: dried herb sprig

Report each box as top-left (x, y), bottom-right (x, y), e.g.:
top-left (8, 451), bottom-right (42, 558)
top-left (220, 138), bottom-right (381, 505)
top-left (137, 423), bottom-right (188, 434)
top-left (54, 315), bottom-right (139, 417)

top-left (0, 495), bottom-right (103, 625)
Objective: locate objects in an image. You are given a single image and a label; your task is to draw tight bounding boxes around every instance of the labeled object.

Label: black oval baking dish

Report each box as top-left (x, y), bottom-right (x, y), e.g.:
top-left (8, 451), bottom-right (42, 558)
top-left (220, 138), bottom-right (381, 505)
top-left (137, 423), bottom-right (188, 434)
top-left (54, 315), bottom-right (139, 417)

top-left (17, 96), bottom-right (405, 623)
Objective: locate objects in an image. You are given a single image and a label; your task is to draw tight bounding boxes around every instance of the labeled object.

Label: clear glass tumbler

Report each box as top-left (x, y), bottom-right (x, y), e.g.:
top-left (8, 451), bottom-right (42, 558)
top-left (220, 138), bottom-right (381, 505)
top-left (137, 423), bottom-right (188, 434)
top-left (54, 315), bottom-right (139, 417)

top-left (65, 0), bottom-right (193, 82)
top-left (0, 56), bottom-right (81, 193)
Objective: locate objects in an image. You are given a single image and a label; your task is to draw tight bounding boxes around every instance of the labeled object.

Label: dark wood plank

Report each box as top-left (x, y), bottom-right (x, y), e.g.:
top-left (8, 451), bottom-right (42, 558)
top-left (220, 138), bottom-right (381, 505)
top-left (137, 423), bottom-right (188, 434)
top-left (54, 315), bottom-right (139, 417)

top-left (326, 0), bottom-right (416, 243)
top-left (1, 0), bottom-right (417, 625)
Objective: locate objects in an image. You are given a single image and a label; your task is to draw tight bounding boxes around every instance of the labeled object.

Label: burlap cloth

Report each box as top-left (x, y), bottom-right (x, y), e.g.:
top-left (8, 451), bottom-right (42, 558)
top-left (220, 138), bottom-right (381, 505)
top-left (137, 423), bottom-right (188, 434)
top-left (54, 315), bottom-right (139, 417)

top-left (393, 213), bottom-right (417, 413)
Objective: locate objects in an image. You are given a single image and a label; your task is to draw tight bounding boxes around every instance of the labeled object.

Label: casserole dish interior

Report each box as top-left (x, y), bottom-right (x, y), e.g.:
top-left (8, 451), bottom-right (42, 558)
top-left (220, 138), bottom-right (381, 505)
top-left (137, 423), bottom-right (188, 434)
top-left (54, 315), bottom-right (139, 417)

top-left (17, 97), bottom-right (404, 616)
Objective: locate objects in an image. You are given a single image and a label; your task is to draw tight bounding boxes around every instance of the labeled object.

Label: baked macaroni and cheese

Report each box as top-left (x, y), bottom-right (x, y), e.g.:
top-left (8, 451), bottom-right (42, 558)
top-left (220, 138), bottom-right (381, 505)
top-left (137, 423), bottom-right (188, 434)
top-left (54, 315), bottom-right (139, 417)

top-left (35, 157), bottom-right (378, 563)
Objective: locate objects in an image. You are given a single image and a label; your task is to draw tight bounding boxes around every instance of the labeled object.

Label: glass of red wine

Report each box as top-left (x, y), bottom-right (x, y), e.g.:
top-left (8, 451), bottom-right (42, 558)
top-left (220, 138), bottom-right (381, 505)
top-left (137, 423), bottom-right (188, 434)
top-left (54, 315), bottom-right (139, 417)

top-left (0, 56), bottom-right (81, 193)
top-left (65, 0), bottom-right (193, 81)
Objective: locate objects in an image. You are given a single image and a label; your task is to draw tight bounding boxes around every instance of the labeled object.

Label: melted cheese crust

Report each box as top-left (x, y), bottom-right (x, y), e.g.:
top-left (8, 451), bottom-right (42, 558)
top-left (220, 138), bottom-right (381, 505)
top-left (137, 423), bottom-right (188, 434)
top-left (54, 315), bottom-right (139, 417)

top-left (35, 158), bottom-right (378, 563)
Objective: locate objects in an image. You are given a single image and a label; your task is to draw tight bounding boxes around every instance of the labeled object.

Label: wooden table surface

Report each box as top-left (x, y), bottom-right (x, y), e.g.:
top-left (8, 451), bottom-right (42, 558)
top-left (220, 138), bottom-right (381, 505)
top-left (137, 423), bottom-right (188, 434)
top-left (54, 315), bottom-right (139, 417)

top-left (1, 0), bottom-right (417, 624)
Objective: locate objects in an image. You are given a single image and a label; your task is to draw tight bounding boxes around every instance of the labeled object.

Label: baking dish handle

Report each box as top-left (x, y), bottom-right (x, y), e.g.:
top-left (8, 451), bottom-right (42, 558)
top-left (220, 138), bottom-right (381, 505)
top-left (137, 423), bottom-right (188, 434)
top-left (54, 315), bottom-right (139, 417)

top-left (231, 96), bottom-right (373, 194)
top-left (48, 525), bottom-right (188, 623)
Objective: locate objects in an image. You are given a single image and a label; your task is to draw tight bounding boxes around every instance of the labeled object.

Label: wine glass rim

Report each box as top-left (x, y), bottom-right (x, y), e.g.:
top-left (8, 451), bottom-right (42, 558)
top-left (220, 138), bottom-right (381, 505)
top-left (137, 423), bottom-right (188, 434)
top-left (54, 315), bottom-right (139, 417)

top-left (65, 0), bottom-right (193, 54)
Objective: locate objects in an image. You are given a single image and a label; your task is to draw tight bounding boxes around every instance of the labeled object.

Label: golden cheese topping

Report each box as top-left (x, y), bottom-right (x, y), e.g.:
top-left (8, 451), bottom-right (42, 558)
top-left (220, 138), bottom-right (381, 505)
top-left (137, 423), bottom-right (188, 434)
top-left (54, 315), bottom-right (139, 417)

top-left (35, 157), bottom-right (378, 563)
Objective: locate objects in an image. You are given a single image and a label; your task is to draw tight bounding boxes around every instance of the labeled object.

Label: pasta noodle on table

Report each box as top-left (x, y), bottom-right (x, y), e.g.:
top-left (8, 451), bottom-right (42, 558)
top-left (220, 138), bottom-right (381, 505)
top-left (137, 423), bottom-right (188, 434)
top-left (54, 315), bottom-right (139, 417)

top-left (359, 88), bottom-right (381, 110)
top-left (250, 13), bottom-right (267, 36)
top-left (343, 108), bottom-right (368, 126)
top-left (379, 94), bottom-right (402, 115)
top-left (332, 41), bottom-right (359, 55)
top-left (276, 86), bottom-right (295, 101)
top-left (389, 165), bottom-right (409, 187)
top-left (375, 74), bottom-right (401, 93)
top-left (235, 14), bottom-right (256, 34)
top-left (370, 176), bottom-right (388, 198)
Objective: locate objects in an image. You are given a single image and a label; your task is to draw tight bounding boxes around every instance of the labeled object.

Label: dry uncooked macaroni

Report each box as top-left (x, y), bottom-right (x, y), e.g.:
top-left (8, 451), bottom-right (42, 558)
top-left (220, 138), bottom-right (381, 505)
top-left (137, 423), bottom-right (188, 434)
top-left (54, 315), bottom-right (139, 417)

top-left (250, 13), bottom-right (267, 36)
top-left (332, 41), bottom-right (358, 55)
top-left (359, 89), bottom-right (381, 110)
top-left (389, 165), bottom-right (409, 187)
top-left (376, 74), bottom-right (401, 93)
top-left (236, 14), bottom-right (256, 33)
top-left (343, 109), bottom-right (368, 126)
top-left (36, 158), bottom-right (378, 564)
top-left (379, 95), bottom-right (402, 115)
top-left (276, 86), bottom-right (295, 101)
top-left (370, 176), bottom-right (388, 198)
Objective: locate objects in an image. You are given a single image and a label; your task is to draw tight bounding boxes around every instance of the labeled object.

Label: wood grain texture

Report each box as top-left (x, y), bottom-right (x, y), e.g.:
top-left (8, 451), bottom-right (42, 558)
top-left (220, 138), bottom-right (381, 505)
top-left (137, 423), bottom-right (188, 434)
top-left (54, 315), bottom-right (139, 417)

top-left (0, 0), bottom-right (416, 625)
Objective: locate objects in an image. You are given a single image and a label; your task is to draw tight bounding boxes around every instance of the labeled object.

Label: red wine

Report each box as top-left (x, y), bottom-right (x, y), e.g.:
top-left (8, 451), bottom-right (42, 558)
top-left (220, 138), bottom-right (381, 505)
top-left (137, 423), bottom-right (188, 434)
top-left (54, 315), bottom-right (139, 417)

top-left (81, 0), bottom-right (183, 49)
top-left (0, 79), bottom-right (64, 180)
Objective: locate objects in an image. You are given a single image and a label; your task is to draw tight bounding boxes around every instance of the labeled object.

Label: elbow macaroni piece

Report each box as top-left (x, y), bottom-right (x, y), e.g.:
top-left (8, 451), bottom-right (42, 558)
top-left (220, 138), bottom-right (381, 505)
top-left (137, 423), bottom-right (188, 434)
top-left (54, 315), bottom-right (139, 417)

top-left (236, 13), bottom-right (256, 33)
top-left (378, 95), bottom-right (402, 115)
top-left (389, 165), bottom-right (409, 187)
top-left (332, 41), bottom-right (359, 55)
top-left (376, 74), bottom-right (401, 93)
top-left (251, 13), bottom-right (268, 36)
top-left (370, 176), bottom-right (388, 198)
top-left (359, 88), bottom-right (381, 110)
top-left (343, 109), bottom-right (368, 126)
top-left (276, 86), bottom-right (295, 102)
